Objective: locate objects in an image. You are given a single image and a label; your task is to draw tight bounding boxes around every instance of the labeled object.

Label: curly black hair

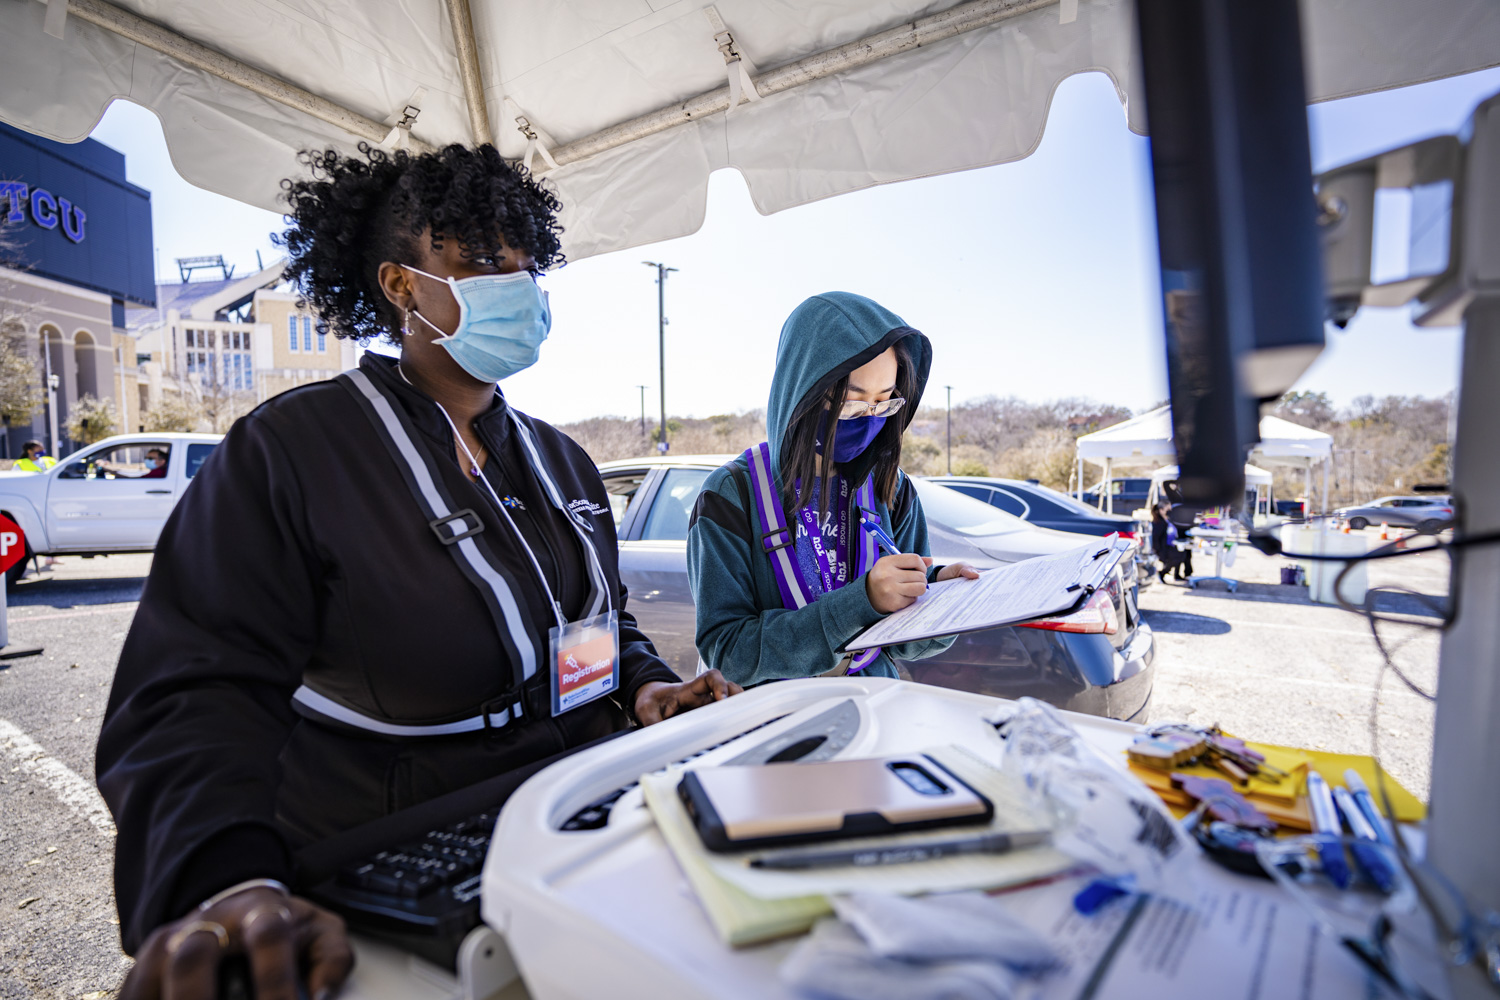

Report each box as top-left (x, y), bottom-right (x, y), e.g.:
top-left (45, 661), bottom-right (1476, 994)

top-left (274, 143), bottom-right (564, 344)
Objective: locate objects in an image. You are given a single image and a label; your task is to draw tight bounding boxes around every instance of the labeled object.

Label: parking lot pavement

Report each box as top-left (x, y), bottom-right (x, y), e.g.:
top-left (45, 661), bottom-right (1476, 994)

top-left (1138, 530), bottom-right (1445, 800)
top-left (1, 554), bottom-right (150, 1000)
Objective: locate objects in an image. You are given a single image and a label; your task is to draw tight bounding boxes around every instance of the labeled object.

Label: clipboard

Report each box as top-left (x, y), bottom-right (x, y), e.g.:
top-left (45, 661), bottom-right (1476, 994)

top-left (841, 534), bottom-right (1133, 652)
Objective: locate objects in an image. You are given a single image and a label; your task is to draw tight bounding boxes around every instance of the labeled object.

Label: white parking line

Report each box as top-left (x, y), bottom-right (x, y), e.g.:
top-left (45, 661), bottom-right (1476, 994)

top-left (0, 719), bottom-right (116, 836)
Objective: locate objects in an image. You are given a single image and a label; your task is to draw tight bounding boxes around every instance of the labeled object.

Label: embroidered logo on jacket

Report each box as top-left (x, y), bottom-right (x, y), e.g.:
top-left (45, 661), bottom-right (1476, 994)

top-left (502, 495), bottom-right (526, 510)
top-left (568, 498), bottom-right (610, 516)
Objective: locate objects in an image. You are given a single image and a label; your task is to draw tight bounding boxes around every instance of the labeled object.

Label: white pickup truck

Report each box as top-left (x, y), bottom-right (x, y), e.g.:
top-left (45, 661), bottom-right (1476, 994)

top-left (0, 432), bottom-right (224, 587)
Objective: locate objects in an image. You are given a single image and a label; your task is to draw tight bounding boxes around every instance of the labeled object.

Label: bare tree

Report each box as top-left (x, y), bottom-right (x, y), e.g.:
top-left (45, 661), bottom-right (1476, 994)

top-left (64, 394), bottom-right (119, 444)
top-left (0, 213), bottom-right (43, 428)
top-left (141, 393), bottom-right (205, 433)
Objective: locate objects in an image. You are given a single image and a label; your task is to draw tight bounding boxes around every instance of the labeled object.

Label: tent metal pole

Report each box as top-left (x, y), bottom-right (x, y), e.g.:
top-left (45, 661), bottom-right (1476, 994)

top-left (49, 0), bottom-right (434, 152)
top-left (548, 0), bottom-right (1057, 167)
top-left (443, 0), bottom-right (493, 147)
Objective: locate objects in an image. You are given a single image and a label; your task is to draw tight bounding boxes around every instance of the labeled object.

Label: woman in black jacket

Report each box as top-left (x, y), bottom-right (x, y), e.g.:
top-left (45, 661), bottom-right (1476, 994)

top-left (99, 143), bottom-right (739, 999)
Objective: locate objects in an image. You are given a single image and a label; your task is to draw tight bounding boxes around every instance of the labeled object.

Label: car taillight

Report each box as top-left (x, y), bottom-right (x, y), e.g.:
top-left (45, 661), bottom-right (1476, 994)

top-left (1019, 589), bottom-right (1119, 635)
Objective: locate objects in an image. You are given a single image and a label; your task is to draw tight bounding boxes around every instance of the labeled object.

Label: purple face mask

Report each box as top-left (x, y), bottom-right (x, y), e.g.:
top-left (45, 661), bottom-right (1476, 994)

top-left (817, 413), bottom-right (888, 463)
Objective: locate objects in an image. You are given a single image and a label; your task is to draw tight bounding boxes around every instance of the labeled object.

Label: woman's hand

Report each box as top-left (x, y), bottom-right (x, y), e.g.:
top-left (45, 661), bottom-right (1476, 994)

top-left (122, 887), bottom-right (353, 1000)
top-left (866, 553), bottom-right (933, 613)
top-left (634, 670), bottom-right (743, 726)
top-left (935, 562), bottom-right (981, 583)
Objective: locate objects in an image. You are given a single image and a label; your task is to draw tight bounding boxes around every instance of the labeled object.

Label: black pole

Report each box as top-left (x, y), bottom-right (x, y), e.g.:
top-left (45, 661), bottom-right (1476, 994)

top-left (636, 385), bottom-right (647, 436)
top-left (643, 261), bottom-right (678, 452)
top-left (945, 385), bottom-right (954, 475)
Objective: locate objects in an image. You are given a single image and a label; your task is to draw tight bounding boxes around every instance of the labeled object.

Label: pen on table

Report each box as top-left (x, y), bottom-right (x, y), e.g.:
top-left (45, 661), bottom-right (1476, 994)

top-left (1305, 770), bottom-right (1352, 889)
top-left (750, 830), bottom-right (1050, 870)
top-left (860, 517), bottom-right (903, 556)
top-left (1343, 769), bottom-right (1396, 847)
top-left (1332, 785), bottom-right (1397, 893)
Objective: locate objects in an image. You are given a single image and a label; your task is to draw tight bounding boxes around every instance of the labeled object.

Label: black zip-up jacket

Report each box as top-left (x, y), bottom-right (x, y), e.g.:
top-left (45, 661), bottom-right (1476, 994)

top-left (96, 354), bottom-right (677, 953)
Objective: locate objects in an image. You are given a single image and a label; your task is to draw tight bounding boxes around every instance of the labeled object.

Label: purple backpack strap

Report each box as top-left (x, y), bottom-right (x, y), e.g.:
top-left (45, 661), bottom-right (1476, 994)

top-left (849, 475), bottom-right (882, 672)
top-left (743, 444), bottom-right (815, 610)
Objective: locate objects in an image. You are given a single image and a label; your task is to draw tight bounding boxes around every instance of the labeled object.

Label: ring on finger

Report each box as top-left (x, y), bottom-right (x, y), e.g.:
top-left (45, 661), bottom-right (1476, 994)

top-left (242, 904), bottom-right (294, 936)
top-left (166, 919), bottom-right (230, 954)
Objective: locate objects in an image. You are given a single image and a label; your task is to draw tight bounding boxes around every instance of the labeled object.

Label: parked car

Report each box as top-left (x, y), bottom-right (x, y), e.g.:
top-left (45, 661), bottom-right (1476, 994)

top-left (1274, 499), bottom-right (1307, 520)
top-left (1081, 476), bottom-right (1152, 515)
top-left (1334, 495), bottom-right (1454, 532)
top-left (598, 456), bottom-right (1155, 722)
top-left (0, 432), bottom-right (224, 586)
top-left (926, 474), bottom-right (1153, 588)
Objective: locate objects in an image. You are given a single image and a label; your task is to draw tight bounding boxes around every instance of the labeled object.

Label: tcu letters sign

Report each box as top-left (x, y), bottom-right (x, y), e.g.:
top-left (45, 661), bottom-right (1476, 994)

top-left (0, 181), bottom-right (86, 243)
top-left (0, 514), bottom-right (25, 576)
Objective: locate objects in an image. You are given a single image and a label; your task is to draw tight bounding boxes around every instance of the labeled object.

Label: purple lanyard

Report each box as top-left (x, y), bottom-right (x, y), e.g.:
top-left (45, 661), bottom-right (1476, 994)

top-left (795, 477), bottom-right (851, 595)
top-left (743, 444), bottom-right (884, 673)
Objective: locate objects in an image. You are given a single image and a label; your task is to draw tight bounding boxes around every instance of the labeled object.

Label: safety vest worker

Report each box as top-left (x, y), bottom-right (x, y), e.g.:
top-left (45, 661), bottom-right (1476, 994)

top-left (15, 441), bottom-right (57, 473)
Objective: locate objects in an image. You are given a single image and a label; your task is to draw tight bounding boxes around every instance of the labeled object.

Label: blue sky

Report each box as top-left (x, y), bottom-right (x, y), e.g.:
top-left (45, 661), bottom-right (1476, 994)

top-left (90, 66), bottom-right (1500, 425)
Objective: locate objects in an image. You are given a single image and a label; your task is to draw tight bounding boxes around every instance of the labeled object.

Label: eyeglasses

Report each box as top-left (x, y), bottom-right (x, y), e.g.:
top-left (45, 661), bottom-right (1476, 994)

top-left (837, 396), bottom-right (906, 421)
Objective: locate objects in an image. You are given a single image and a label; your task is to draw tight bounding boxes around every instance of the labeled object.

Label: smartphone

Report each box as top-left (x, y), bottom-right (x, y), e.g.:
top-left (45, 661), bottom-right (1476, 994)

top-left (677, 754), bottom-right (993, 852)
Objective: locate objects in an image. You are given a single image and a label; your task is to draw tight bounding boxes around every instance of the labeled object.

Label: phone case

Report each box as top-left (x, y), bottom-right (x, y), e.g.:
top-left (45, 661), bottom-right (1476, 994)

top-left (677, 754), bottom-right (993, 853)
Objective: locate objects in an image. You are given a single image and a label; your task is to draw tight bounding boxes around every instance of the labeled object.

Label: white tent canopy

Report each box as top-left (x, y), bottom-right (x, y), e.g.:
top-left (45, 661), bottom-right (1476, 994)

top-left (1075, 406), bottom-right (1334, 513)
top-left (2, 0), bottom-right (1497, 261)
top-left (1151, 462), bottom-right (1272, 487)
top-left (1148, 463), bottom-right (1275, 518)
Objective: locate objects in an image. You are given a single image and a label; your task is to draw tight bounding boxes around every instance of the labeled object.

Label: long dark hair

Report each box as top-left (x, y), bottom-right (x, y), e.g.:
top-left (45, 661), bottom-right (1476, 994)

top-left (778, 336), bottom-right (919, 518)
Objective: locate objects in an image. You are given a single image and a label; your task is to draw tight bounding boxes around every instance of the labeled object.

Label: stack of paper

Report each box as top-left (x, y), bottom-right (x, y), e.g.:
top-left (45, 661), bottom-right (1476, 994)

top-left (640, 745), bottom-right (1079, 947)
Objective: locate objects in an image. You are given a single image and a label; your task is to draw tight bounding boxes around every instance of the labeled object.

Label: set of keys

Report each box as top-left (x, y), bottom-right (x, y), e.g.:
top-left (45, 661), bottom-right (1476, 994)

top-left (1127, 723), bottom-right (1290, 787)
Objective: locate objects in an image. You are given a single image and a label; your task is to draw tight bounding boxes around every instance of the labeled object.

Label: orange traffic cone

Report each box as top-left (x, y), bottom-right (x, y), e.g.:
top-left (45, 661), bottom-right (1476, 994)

top-left (1379, 522), bottom-right (1389, 540)
top-left (1342, 523), bottom-right (1351, 534)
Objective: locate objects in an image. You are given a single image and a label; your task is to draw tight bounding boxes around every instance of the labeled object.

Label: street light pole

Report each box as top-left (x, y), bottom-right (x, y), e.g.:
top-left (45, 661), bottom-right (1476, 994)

top-left (636, 385), bottom-right (647, 436)
top-left (642, 261), bottom-right (678, 453)
top-left (43, 337), bottom-right (59, 455)
top-left (945, 385), bottom-right (954, 475)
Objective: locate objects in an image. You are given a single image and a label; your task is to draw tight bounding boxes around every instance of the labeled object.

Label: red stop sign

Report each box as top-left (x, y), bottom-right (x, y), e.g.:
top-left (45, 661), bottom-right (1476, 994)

top-left (0, 514), bottom-right (26, 575)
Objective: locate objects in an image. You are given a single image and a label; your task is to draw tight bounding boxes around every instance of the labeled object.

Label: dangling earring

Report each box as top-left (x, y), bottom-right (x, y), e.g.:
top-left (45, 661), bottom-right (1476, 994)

top-left (402, 307), bottom-right (411, 339)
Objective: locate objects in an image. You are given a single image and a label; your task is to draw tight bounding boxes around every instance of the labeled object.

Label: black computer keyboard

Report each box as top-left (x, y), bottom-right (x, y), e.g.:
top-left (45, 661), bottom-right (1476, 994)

top-left (304, 714), bottom-right (790, 969)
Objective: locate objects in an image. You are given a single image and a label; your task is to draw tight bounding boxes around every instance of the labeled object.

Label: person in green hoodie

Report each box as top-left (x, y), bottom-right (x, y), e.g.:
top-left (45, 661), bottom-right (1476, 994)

top-left (687, 292), bottom-right (978, 686)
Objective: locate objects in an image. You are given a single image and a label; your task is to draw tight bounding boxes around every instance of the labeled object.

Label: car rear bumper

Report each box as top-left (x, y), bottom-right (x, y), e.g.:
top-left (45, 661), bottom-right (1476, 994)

top-left (901, 620), bottom-right (1157, 723)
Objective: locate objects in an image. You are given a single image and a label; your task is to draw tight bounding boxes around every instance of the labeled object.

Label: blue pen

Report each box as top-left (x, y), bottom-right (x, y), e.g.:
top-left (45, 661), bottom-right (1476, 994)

top-left (1306, 770), bottom-right (1352, 889)
top-left (860, 517), bottom-right (903, 556)
top-left (1333, 785), bottom-right (1397, 893)
top-left (1343, 769), bottom-right (1396, 847)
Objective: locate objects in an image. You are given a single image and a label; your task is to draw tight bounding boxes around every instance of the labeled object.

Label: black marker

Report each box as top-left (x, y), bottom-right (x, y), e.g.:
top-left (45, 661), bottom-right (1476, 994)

top-left (749, 830), bottom-right (1049, 870)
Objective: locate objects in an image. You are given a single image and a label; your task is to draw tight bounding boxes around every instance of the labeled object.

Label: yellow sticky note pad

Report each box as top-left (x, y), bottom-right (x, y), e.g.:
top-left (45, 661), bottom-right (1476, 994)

top-left (1262, 745), bottom-right (1426, 823)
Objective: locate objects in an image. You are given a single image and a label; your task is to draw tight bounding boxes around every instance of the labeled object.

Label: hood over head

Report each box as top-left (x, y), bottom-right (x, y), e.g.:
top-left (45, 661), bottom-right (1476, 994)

top-left (765, 292), bottom-right (931, 481)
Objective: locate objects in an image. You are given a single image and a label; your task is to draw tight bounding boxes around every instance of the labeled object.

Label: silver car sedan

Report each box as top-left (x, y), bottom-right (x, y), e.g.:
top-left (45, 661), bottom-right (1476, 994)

top-left (1334, 495), bottom-right (1454, 532)
top-left (598, 456), bottom-right (1156, 723)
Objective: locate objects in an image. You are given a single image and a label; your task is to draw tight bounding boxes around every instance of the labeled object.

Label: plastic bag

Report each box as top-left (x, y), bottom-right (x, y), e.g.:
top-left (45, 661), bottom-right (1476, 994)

top-left (994, 697), bottom-right (1198, 902)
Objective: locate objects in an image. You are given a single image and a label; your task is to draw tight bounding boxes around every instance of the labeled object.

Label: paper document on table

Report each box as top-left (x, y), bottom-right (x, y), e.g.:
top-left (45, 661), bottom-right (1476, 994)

top-left (845, 537), bottom-right (1130, 652)
top-left (996, 857), bottom-right (1454, 1000)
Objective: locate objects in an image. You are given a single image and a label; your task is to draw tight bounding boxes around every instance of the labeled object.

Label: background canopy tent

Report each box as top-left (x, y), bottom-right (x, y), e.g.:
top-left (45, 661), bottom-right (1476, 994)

top-left (1075, 405), bottom-right (1333, 512)
top-left (0, 0), bottom-right (1496, 262)
top-left (1148, 463), bottom-right (1275, 518)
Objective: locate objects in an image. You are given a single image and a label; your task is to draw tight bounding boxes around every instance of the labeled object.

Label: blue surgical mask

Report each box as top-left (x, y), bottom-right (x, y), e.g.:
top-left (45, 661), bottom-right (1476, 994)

top-left (404, 265), bottom-right (551, 383)
top-left (816, 412), bottom-right (889, 463)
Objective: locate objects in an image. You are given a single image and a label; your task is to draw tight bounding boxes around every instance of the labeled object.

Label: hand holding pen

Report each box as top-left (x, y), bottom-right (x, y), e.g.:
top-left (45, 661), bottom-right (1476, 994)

top-left (860, 518), bottom-right (978, 614)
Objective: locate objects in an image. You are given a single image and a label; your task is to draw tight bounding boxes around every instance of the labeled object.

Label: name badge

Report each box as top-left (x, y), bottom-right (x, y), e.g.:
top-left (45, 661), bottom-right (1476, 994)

top-left (549, 610), bottom-right (620, 716)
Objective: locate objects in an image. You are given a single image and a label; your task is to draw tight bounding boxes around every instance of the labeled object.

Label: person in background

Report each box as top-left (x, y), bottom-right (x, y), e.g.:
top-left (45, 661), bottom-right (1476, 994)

top-left (687, 292), bottom-right (978, 685)
top-left (14, 440), bottom-right (60, 574)
top-left (100, 447), bottom-right (169, 480)
top-left (1151, 502), bottom-right (1193, 583)
top-left (14, 440), bottom-right (56, 473)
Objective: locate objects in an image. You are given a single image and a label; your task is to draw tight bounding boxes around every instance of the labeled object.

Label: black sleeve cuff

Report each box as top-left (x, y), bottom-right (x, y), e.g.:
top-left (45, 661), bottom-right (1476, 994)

top-left (164, 824), bottom-right (294, 924)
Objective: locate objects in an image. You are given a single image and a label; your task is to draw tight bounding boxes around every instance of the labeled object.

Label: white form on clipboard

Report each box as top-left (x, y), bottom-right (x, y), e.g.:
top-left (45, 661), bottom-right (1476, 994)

top-left (843, 534), bottom-right (1133, 652)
